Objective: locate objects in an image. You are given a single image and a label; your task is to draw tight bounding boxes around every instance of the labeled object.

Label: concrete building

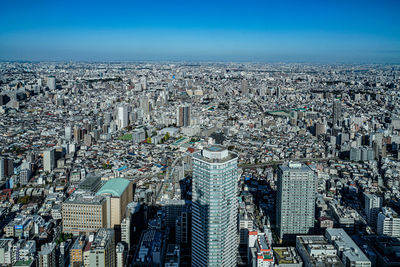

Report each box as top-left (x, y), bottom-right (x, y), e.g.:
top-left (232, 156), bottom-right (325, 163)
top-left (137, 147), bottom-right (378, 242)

top-left (248, 231), bottom-right (274, 267)
top-left (96, 178), bottom-right (133, 228)
top-left (0, 157), bottom-right (13, 179)
top-left (116, 242), bottom-right (126, 267)
top-left (177, 105), bottom-right (191, 127)
top-left (276, 162), bottom-right (316, 241)
top-left (70, 236), bottom-right (86, 267)
top-left (47, 76), bottom-right (56, 90)
top-left (62, 194), bottom-right (107, 235)
top-left (333, 99), bottom-right (342, 127)
top-left (273, 247), bottom-right (303, 267)
top-left (377, 207), bottom-right (400, 238)
top-left (43, 148), bottom-right (55, 172)
top-left (38, 243), bottom-right (56, 267)
top-left (117, 106), bottom-right (128, 129)
top-left (89, 228), bottom-right (115, 267)
top-left (296, 235), bottom-right (344, 267)
top-left (191, 145), bottom-right (238, 267)
top-left (164, 244), bottom-right (180, 267)
top-left (364, 193), bottom-right (382, 228)
top-left (132, 128), bottom-right (146, 143)
top-left (0, 239), bottom-right (13, 265)
top-left (161, 199), bottom-right (185, 228)
top-left (325, 228), bottom-right (371, 267)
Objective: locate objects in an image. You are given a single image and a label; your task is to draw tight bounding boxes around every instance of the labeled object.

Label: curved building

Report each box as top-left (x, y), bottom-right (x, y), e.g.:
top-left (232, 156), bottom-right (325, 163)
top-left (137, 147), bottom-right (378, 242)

top-left (96, 178), bottom-right (133, 228)
top-left (191, 145), bottom-right (238, 267)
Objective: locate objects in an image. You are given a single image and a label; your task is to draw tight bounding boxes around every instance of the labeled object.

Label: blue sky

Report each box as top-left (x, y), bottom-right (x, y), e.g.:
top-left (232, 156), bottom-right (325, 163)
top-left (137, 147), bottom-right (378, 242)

top-left (0, 0), bottom-right (399, 62)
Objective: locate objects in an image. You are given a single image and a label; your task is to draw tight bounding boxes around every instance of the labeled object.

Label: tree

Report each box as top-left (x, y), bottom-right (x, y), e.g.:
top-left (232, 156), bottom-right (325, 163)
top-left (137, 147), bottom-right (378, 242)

top-left (146, 137), bottom-right (152, 143)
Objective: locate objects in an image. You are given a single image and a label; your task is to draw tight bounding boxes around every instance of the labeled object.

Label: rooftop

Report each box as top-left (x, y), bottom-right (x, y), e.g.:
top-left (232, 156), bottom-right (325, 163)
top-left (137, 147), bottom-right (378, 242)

top-left (96, 178), bottom-right (131, 197)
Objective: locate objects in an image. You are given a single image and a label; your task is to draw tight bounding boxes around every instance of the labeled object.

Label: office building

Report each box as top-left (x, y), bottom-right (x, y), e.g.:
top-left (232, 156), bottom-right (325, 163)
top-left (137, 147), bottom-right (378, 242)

top-left (62, 194), bottom-right (107, 235)
top-left (161, 199), bottom-right (185, 228)
top-left (43, 148), bottom-right (55, 172)
top-left (276, 162), bottom-right (316, 241)
top-left (192, 145), bottom-right (238, 267)
top-left (377, 207), bottom-right (400, 237)
top-left (89, 228), bottom-right (116, 267)
top-left (47, 76), bottom-right (56, 90)
top-left (273, 247), bottom-right (303, 267)
top-left (177, 105), bottom-right (191, 127)
top-left (132, 128), bottom-right (146, 143)
top-left (0, 158), bottom-right (13, 179)
top-left (117, 106), bottom-right (128, 129)
top-left (325, 228), bottom-right (371, 267)
top-left (96, 178), bottom-right (133, 228)
top-left (364, 193), bottom-right (382, 227)
top-left (121, 217), bottom-right (131, 249)
top-left (296, 235), bottom-right (344, 267)
top-left (241, 79), bottom-right (249, 94)
top-left (0, 239), bottom-right (13, 265)
top-left (65, 125), bottom-right (72, 141)
top-left (333, 99), bottom-right (342, 127)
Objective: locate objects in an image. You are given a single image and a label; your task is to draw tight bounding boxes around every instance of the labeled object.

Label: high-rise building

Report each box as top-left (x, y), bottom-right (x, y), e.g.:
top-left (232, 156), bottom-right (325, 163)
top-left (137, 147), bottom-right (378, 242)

top-left (364, 193), bottom-right (382, 227)
top-left (117, 106), bottom-right (128, 129)
top-left (377, 207), bottom-right (400, 237)
top-left (276, 162), bottom-right (316, 241)
top-left (241, 79), bottom-right (249, 94)
top-left (89, 228), bottom-right (116, 267)
top-left (192, 145), bottom-right (238, 267)
top-left (177, 105), bottom-right (191, 127)
top-left (43, 148), bottom-right (55, 172)
top-left (333, 99), bottom-right (342, 127)
top-left (47, 76), bottom-right (56, 90)
top-left (116, 242), bottom-right (126, 267)
top-left (65, 125), bottom-right (72, 141)
top-left (0, 158), bottom-right (13, 179)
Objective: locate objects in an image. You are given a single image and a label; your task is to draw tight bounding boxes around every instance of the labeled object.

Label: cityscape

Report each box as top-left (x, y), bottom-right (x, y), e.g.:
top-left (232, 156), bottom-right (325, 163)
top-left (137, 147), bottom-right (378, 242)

top-left (1, 1), bottom-right (400, 267)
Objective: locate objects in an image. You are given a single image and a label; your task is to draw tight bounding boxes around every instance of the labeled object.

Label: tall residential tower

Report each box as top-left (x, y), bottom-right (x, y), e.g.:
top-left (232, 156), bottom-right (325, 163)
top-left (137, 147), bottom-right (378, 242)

top-left (276, 162), bottom-right (316, 241)
top-left (192, 145), bottom-right (238, 267)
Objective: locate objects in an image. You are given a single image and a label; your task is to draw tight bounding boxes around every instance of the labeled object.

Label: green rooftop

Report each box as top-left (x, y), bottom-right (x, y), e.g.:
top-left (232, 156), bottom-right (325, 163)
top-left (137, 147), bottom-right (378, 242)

top-left (96, 178), bottom-right (131, 197)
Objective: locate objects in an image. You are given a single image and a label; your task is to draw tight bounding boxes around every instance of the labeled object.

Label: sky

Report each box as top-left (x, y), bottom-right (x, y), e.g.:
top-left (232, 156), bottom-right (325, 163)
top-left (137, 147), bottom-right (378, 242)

top-left (0, 0), bottom-right (399, 63)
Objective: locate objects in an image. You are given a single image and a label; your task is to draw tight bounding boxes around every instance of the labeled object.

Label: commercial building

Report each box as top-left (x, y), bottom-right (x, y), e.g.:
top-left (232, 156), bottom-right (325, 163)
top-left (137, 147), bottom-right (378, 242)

top-left (325, 228), bottom-right (371, 267)
top-left (0, 157), bottom-right (13, 179)
top-left (191, 145), bottom-right (238, 267)
top-left (70, 236), bottom-right (86, 267)
top-left (96, 178), bottom-right (133, 228)
top-left (117, 106), bottom-right (128, 129)
top-left (88, 228), bottom-right (116, 267)
top-left (276, 162), bottom-right (316, 241)
top-left (62, 193), bottom-right (107, 235)
top-left (333, 99), bottom-right (342, 127)
top-left (47, 76), bottom-right (56, 90)
top-left (273, 247), bottom-right (303, 267)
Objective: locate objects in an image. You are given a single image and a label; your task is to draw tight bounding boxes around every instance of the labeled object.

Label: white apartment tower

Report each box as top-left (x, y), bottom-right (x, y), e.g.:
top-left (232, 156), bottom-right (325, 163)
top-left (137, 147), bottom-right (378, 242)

top-left (192, 145), bottom-right (238, 267)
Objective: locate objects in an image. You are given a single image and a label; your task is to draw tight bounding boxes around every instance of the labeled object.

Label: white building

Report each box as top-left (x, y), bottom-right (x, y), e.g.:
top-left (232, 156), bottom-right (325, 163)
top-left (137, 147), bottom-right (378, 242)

top-left (364, 193), bottom-right (382, 227)
top-left (377, 207), bottom-right (400, 237)
top-left (47, 76), bottom-right (56, 90)
top-left (248, 231), bottom-right (274, 267)
top-left (43, 148), bottom-right (55, 172)
top-left (192, 145), bottom-right (238, 267)
top-left (117, 106), bottom-right (128, 129)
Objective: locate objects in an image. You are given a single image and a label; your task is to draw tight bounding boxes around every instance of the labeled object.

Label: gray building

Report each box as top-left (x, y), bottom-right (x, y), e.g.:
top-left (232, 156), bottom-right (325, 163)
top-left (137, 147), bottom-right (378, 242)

top-left (364, 193), bottom-right (382, 228)
top-left (276, 162), bottom-right (316, 241)
top-left (325, 228), bottom-right (371, 267)
top-left (192, 145), bottom-right (238, 267)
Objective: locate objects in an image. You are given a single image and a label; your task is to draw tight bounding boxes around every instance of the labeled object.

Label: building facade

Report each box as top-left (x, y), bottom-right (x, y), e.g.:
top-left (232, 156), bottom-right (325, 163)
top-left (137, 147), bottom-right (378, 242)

top-left (191, 145), bottom-right (238, 267)
top-left (276, 162), bottom-right (316, 241)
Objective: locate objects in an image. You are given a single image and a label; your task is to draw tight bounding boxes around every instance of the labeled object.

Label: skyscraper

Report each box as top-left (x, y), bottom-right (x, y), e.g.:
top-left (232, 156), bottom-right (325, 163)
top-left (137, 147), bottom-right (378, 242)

top-left (47, 76), bottom-right (56, 90)
top-left (192, 145), bottom-right (238, 267)
top-left (43, 148), bottom-right (55, 172)
top-left (333, 99), bottom-right (342, 127)
top-left (177, 105), bottom-right (191, 127)
top-left (276, 162), bottom-right (316, 241)
top-left (117, 106), bottom-right (128, 129)
top-left (241, 79), bottom-right (248, 94)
